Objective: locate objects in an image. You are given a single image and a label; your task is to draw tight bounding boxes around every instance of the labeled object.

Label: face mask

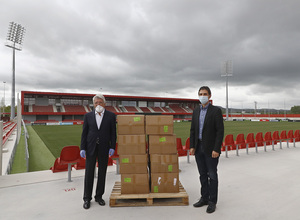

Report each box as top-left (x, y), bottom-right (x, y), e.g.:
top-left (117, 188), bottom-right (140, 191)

top-left (95, 105), bottom-right (104, 113)
top-left (199, 96), bottom-right (209, 104)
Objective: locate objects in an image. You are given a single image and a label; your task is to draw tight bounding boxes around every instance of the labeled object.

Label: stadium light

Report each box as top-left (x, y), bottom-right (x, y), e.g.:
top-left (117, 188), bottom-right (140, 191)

top-left (221, 60), bottom-right (233, 121)
top-left (5, 22), bottom-right (26, 120)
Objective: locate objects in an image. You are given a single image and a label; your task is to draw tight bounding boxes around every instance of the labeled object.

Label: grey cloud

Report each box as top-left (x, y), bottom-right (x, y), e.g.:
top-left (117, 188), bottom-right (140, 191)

top-left (0, 0), bottom-right (299, 109)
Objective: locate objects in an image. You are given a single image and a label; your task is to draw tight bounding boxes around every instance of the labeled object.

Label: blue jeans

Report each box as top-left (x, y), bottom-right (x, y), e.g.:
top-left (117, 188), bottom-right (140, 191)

top-left (195, 143), bottom-right (219, 204)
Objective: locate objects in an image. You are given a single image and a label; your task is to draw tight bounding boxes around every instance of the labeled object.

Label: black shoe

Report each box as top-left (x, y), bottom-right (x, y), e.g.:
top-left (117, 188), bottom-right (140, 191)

top-left (96, 198), bottom-right (105, 206)
top-left (83, 201), bottom-right (90, 209)
top-left (206, 202), bottom-right (216, 213)
top-left (193, 198), bottom-right (209, 207)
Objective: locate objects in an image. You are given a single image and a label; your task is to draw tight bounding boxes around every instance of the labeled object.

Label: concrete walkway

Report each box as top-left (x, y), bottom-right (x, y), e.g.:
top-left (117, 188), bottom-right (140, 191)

top-left (1, 142), bottom-right (300, 220)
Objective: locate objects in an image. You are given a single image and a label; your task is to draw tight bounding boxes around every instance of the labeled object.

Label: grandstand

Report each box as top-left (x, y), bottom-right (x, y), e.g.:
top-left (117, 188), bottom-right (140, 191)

top-left (21, 91), bottom-right (199, 123)
top-left (21, 91), bottom-right (300, 123)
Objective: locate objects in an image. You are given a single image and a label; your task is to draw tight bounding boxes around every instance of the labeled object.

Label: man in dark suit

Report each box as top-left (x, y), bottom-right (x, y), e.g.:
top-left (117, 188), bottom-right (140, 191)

top-left (80, 94), bottom-right (116, 209)
top-left (190, 86), bottom-right (224, 214)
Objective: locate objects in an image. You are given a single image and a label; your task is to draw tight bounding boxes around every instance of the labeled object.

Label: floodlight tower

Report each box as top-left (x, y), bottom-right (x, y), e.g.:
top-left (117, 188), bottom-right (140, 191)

top-left (5, 22), bottom-right (26, 120)
top-left (221, 60), bottom-right (233, 121)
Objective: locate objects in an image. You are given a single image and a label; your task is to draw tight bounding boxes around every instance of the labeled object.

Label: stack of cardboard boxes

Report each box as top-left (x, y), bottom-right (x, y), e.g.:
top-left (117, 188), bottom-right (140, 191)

top-left (117, 115), bottom-right (179, 194)
top-left (117, 115), bottom-right (149, 194)
top-left (146, 115), bottom-right (179, 193)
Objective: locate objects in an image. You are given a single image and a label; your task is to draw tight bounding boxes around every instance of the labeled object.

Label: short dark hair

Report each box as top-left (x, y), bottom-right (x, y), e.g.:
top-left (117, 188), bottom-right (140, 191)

top-left (198, 86), bottom-right (211, 95)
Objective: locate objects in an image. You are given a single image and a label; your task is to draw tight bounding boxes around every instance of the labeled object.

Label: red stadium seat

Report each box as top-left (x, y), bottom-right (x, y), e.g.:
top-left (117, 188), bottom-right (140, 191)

top-left (32, 104), bottom-right (54, 113)
top-left (169, 104), bottom-right (188, 113)
top-left (183, 137), bottom-right (191, 163)
top-left (107, 158), bottom-right (113, 166)
top-left (272, 131), bottom-right (280, 150)
top-left (58, 145), bottom-right (81, 182)
top-left (222, 134), bottom-right (235, 158)
top-left (183, 137), bottom-right (190, 151)
top-left (294, 130), bottom-right (300, 142)
top-left (63, 105), bottom-right (86, 113)
top-left (263, 132), bottom-right (272, 152)
top-left (255, 132), bottom-right (264, 153)
top-left (280, 130), bottom-right (288, 148)
top-left (73, 157), bottom-right (86, 170)
top-left (287, 130), bottom-right (296, 147)
top-left (50, 158), bottom-right (68, 173)
top-left (234, 133), bottom-right (245, 156)
top-left (245, 133), bottom-right (255, 154)
top-left (176, 138), bottom-right (187, 156)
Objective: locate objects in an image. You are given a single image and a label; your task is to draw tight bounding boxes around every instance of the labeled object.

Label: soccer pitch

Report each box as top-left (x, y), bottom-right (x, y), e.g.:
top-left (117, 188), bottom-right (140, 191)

top-left (11, 121), bottom-right (300, 173)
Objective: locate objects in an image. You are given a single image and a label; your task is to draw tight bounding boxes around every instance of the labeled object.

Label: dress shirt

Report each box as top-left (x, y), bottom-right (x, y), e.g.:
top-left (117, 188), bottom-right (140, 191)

top-left (199, 103), bottom-right (210, 140)
top-left (95, 109), bottom-right (105, 129)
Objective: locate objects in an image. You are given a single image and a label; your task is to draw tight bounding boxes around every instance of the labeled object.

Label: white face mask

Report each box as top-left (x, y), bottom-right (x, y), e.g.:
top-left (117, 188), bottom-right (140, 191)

top-left (199, 96), bottom-right (209, 105)
top-left (95, 105), bottom-right (104, 113)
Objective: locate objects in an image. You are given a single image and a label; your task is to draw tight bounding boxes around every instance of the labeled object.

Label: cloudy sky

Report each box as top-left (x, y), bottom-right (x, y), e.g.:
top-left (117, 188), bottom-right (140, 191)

top-left (0, 0), bottom-right (299, 110)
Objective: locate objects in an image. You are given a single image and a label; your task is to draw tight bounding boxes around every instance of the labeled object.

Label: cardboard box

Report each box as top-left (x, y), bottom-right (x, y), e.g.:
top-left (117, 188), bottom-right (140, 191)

top-left (121, 174), bottom-right (150, 194)
top-left (151, 173), bottom-right (179, 193)
top-left (145, 115), bottom-right (173, 135)
top-left (117, 115), bottom-right (145, 135)
top-left (118, 135), bottom-right (146, 155)
top-left (150, 154), bottom-right (179, 173)
top-left (148, 135), bottom-right (177, 154)
top-left (119, 154), bottom-right (148, 174)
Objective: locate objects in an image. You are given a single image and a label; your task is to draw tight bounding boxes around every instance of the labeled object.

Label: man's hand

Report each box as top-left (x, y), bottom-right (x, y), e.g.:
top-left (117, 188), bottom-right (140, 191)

top-left (109, 149), bottom-right (115, 157)
top-left (80, 150), bottom-right (86, 158)
top-left (190, 148), bottom-right (195, 155)
top-left (212, 151), bottom-right (219, 158)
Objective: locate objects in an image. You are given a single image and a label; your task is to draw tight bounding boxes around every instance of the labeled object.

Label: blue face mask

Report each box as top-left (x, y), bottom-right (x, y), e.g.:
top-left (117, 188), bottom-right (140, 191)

top-left (199, 96), bottom-right (209, 104)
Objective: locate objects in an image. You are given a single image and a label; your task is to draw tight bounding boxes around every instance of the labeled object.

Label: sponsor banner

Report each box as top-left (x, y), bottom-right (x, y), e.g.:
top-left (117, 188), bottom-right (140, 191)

top-left (60, 122), bottom-right (74, 125)
top-left (74, 121), bottom-right (84, 125)
top-left (47, 123), bottom-right (60, 126)
top-left (31, 122), bottom-right (83, 126)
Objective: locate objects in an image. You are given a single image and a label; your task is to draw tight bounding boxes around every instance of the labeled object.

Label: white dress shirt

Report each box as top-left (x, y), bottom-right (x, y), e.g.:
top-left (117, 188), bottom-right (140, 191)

top-left (95, 109), bottom-right (105, 129)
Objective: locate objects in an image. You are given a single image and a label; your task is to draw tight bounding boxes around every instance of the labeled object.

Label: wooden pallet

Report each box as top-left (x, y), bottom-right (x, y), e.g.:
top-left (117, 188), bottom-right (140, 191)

top-left (109, 181), bottom-right (189, 207)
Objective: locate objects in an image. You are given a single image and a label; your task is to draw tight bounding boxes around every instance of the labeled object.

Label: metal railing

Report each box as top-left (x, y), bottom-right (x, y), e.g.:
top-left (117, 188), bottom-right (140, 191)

top-left (22, 119), bottom-right (29, 172)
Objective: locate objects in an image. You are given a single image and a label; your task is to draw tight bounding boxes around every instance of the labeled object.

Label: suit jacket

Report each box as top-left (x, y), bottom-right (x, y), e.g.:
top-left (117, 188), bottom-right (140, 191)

top-left (190, 104), bottom-right (224, 155)
top-left (80, 109), bottom-right (116, 157)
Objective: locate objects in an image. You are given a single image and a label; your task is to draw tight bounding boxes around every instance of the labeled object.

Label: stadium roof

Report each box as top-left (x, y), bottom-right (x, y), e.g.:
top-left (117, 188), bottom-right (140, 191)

top-left (22, 91), bottom-right (199, 103)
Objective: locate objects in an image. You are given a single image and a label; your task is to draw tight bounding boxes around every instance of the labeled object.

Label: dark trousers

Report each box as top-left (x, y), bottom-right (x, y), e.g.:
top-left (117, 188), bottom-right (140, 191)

top-left (195, 142), bottom-right (219, 204)
top-left (83, 145), bottom-right (109, 202)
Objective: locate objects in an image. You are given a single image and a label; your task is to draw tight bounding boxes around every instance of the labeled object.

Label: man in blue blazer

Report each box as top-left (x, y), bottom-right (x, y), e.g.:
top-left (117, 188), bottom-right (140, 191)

top-left (80, 94), bottom-right (116, 209)
top-left (190, 86), bottom-right (224, 214)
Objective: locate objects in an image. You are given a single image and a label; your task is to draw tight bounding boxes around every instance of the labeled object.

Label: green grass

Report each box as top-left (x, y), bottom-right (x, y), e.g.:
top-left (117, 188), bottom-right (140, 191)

top-left (173, 121), bottom-right (191, 142)
top-left (32, 125), bottom-right (82, 158)
top-left (10, 127), bottom-right (27, 174)
top-left (11, 121), bottom-right (299, 172)
top-left (27, 126), bottom-right (56, 171)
